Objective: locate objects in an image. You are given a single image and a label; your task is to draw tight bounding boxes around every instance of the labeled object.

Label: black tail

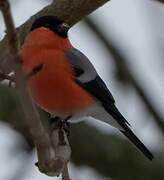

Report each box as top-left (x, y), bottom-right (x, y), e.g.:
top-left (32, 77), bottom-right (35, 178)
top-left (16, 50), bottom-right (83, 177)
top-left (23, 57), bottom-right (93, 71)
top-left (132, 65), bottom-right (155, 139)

top-left (103, 103), bottom-right (154, 160)
top-left (120, 128), bottom-right (154, 160)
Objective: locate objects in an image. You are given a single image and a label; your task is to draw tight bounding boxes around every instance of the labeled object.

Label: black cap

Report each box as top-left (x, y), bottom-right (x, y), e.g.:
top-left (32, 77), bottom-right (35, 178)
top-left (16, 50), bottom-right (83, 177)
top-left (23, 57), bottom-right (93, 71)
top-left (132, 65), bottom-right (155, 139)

top-left (30, 16), bottom-right (70, 38)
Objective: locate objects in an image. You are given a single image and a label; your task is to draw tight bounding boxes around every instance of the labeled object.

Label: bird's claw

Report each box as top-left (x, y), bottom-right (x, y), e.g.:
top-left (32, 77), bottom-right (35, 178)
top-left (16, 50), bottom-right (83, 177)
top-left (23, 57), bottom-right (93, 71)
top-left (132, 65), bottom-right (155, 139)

top-left (49, 116), bottom-right (71, 136)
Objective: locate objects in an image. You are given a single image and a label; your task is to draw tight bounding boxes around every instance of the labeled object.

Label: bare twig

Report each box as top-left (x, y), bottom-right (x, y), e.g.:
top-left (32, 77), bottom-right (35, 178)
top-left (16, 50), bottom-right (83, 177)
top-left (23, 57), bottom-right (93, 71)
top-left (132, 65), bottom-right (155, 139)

top-left (0, 71), bottom-right (15, 82)
top-left (155, 0), bottom-right (164, 3)
top-left (0, 0), bottom-right (110, 73)
top-left (50, 123), bottom-right (71, 178)
top-left (70, 123), bottom-right (162, 180)
top-left (0, 0), bottom-right (70, 177)
top-left (0, 0), bottom-right (111, 178)
top-left (62, 165), bottom-right (71, 180)
top-left (85, 18), bottom-right (164, 135)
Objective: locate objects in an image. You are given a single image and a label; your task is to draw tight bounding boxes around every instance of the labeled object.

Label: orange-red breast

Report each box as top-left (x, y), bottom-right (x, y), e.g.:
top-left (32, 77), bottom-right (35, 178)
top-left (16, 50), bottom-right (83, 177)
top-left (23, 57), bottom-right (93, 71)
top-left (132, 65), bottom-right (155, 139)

top-left (21, 16), bottom-right (153, 160)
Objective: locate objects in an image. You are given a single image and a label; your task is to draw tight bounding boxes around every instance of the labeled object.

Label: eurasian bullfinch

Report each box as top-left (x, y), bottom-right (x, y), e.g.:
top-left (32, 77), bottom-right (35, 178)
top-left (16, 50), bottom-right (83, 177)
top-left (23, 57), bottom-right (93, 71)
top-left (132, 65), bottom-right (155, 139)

top-left (21, 16), bottom-right (153, 160)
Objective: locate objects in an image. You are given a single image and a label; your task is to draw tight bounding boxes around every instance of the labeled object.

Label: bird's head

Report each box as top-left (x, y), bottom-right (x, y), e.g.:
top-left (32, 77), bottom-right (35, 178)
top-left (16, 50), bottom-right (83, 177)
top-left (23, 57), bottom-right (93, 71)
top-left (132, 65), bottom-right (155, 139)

top-left (30, 16), bottom-right (70, 38)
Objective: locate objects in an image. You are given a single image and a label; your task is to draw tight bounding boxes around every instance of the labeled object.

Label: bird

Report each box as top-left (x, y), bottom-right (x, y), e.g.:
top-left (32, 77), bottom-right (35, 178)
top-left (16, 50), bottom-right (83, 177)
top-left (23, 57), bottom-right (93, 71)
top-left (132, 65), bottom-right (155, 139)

top-left (21, 16), bottom-right (154, 161)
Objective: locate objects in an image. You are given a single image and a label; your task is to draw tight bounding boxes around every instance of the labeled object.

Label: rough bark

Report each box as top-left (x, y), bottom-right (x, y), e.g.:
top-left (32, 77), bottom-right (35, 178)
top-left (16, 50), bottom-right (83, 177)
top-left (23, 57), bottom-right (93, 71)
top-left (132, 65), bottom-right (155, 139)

top-left (70, 123), bottom-right (163, 180)
top-left (0, 0), bottom-right (110, 73)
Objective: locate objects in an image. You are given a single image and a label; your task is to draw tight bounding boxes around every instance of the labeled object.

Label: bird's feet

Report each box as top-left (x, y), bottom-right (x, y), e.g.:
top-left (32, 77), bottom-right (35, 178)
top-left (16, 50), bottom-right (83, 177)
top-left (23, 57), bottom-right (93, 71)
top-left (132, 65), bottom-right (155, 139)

top-left (49, 116), bottom-right (71, 136)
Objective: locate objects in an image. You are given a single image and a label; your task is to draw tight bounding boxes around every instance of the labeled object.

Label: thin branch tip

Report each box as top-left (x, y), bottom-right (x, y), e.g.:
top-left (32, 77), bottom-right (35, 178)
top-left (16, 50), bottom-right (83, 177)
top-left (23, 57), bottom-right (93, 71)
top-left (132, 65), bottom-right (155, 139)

top-left (0, 0), bottom-right (111, 178)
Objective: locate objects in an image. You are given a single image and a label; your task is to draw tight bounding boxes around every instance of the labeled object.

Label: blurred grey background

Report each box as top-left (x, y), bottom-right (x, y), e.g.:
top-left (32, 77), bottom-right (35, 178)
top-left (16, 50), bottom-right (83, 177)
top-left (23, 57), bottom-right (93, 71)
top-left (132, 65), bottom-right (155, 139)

top-left (0, 0), bottom-right (164, 179)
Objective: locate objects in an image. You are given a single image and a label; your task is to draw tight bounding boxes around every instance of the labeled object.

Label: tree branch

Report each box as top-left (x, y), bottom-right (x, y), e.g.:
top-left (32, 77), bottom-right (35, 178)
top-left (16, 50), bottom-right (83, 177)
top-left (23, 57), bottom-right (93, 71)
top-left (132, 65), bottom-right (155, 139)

top-left (85, 18), bottom-right (164, 135)
top-left (0, 0), bottom-right (71, 178)
top-left (0, 0), bottom-right (110, 73)
top-left (70, 123), bottom-right (163, 180)
top-left (0, 0), bottom-right (111, 178)
top-left (155, 0), bottom-right (164, 3)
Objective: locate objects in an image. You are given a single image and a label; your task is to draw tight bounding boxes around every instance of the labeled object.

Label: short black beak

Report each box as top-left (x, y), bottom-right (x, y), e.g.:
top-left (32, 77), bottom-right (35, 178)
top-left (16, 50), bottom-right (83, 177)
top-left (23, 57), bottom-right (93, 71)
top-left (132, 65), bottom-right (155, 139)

top-left (58, 23), bottom-right (70, 34)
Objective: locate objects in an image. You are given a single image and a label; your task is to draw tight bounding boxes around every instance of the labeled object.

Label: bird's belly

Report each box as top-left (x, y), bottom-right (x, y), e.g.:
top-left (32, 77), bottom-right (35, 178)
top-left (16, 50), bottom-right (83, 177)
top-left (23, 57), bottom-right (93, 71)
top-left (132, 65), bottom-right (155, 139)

top-left (29, 75), bottom-right (94, 115)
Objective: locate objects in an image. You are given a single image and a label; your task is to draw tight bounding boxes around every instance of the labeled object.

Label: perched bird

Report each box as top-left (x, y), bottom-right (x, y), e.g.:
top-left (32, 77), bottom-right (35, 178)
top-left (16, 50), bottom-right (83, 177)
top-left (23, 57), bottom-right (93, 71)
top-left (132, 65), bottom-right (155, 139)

top-left (21, 16), bottom-right (153, 160)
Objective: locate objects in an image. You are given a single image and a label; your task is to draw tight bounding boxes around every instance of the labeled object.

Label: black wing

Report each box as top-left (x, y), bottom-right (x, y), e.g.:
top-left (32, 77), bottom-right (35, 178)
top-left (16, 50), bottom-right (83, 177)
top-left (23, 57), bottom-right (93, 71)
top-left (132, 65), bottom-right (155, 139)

top-left (65, 48), bottom-right (154, 160)
top-left (65, 48), bottom-right (115, 104)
